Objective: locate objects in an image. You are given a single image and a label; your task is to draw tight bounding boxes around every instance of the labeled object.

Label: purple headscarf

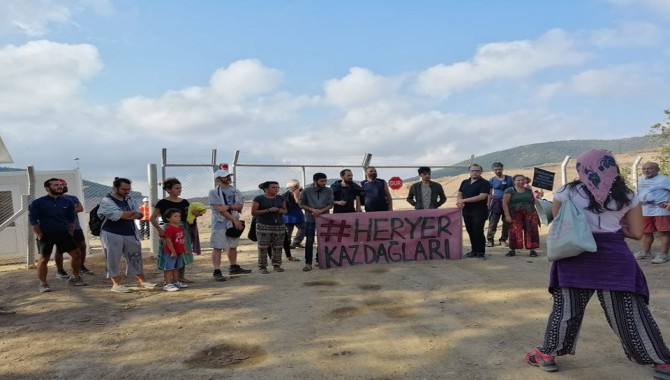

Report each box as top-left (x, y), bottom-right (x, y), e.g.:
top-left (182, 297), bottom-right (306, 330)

top-left (575, 149), bottom-right (619, 206)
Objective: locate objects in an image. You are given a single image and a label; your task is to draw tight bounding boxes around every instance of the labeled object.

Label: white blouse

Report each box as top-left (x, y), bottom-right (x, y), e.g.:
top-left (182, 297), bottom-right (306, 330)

top-left (553, 183), bottom-right (639, 233)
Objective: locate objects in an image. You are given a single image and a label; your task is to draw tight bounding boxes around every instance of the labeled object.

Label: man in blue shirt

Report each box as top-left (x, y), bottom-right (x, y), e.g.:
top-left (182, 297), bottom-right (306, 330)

top-left (361, 167), bottom-right (393, 212)
top-left (29, 178), bottom-right (87, 293)
top-left (487, 162), bottom-right (513, 247)
top-left (54, 179), bottom-right (94, 279)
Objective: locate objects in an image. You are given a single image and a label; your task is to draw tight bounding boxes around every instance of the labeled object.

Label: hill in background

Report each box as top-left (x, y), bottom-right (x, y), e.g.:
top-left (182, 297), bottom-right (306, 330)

top-left (426, 136), bottom-right (659, 180)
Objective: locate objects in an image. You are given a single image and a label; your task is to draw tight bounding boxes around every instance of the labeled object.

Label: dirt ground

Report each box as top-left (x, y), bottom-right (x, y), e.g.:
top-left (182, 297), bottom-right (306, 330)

top-left (1, 149), bottom-right (667, 380)
top-left (1, 226), bottom-right (668, 380)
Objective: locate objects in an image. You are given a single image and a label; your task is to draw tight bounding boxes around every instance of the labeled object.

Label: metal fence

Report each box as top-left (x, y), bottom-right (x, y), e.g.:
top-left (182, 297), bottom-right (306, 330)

top-left (0, 151), bottom-right (650, 266)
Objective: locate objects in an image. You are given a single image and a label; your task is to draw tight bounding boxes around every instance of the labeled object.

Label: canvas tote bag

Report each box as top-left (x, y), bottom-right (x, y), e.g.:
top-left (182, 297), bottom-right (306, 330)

top-left (546, 196), bottom-right (597, 261)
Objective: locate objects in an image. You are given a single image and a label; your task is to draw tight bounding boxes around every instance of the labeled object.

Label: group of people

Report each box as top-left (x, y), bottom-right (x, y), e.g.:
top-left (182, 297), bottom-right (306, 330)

top-left (458, 162), bottom-right (543, 260)
top-left (23, 150), bottom-right (670, 377)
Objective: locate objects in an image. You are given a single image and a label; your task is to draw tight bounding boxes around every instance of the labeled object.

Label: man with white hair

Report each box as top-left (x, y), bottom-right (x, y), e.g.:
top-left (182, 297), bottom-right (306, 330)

top-left (208, 168), bottom-right (251, 281)
top-left (636, 161), bottom-right (670, 264)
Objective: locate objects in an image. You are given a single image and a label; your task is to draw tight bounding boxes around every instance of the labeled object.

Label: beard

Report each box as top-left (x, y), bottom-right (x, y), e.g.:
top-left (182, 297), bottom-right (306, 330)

top-left (368, 173), bottom-right (377, 180)
top-left (62, 186), bottom-right (69, 194)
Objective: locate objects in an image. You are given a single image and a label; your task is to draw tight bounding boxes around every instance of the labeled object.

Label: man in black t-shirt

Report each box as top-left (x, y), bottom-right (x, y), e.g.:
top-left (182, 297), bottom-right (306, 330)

top-left (457, 164), bottom-right (492, 260)
top-left (331, 169), bottom-right (362, 213)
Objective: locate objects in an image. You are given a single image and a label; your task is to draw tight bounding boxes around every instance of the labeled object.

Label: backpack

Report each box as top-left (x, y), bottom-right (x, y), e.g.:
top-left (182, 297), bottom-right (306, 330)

top-left (88, 203), bottom-right (106, 236)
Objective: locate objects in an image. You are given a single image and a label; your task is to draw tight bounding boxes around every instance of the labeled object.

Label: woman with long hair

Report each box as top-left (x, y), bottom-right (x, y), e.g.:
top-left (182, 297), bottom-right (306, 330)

top-left (251, 181), bottom-right (287, 274)
top-left (525, 149), bottom-right (670, 378)
top-left (149, 178), bottom-right (194, 285)
top-left (502, 174), bottom-right (541, 257)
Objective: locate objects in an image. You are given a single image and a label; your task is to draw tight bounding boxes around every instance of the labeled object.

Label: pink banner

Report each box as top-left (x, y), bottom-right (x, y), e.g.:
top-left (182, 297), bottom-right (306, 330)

top-left (316, 208), bottom-right (463, 268)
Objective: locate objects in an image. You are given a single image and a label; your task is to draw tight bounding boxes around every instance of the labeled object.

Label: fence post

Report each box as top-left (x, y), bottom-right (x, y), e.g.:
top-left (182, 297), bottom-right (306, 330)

top-left (561, 156), bottom-right (571, 186)
top-left (26, 166), bottom-right (36, 267)
top-left (148, 164), bottom-right (159, 255)
top-left (632, 156), bottom-right (642, 191)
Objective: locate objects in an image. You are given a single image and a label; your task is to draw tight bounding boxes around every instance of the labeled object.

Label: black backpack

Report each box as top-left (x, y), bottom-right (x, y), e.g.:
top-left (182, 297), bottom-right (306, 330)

top-left (88, 203), bottom-right (106, 236)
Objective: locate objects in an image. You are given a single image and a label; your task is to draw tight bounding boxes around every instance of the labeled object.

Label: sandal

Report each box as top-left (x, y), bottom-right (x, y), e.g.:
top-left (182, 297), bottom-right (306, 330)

top-left (529, 250), bottom-right (538, 257)
top-left (287, 256), bottom-right (300, 261)
top-left (525, 348), bottom-right (558, 372)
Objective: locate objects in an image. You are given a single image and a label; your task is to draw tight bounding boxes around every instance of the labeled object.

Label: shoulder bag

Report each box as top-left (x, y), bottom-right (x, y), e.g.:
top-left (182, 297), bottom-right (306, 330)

top-left (546, 194), bottom-right (597, 261)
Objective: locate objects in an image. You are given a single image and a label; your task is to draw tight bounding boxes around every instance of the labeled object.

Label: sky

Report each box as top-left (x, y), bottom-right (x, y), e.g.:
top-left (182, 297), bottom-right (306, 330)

top-left (1, 0), bottom-right (670, 189)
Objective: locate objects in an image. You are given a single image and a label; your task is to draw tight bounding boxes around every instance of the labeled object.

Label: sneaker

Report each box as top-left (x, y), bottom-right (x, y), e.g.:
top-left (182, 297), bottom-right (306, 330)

top-left (55, 270), bottom-right (69, 279)
top-left (177, 277), bottom-right (194, 283)
top-left (525, 348), bottom-right (558, 372)
top-left (529, 250), bottom-right (538, 257)
top-left (260, 267), bottom-right (270, 274)
top-left (137, 282), bottom-right (157, 289)
top-left (287, 256), bottom-right (300, 261)
top-left (293, 243), bottom-right (305, 248)
top-left (635, 250), bottom-right (651, 260)
top-left (68, 276), bottom-right (87, 286)
top-left (654, 363), bottom-right (670, 380)
top-left (173, 281), bottom-right (188, 289)
top-left (303, 264), bottom-right (312, 272)
top-left (229, 265), bottom-right (252, 275)
top-left (486, 240), bottom-right (495, 247)
top-left (39, 283), bottom-right (51, 293)
top-left (499, 240), bottom-right (509, 247)
top-left (111, 284), bottom-right (132, 293)
top-left (505, 250), bottom-right (516, 257)
top-left (463, 251), bottom-right (478, 259)
top-left (213, 269), bottom-right (226, 282)
top-left (163, 283), bottom-right (180, 292)
top-left (274, 266), bottom-right (285, 272)
top-left (79, 266), bottom-right (95, 275)
top-left (477, 252), bottom-right (487, 260)
top-left (651, 253), bottom-right (669, 264)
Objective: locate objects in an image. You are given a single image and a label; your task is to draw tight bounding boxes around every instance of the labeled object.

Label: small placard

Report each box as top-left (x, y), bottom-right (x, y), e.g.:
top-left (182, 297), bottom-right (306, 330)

top-left (532, 168), bottom-right (555, 191)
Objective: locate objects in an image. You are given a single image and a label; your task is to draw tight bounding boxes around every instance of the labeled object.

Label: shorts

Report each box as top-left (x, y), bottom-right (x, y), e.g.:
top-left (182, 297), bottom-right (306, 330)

top-left (163, 254), bottom-right (185, 270)
top-left (72, 229), bottom-right (85, 243)
top-left (643, 215), bottom-right (670, 233)
top-left (37, 232), bottom-right (77, 257)
top-left (210, 229), bottom-right (239, 250)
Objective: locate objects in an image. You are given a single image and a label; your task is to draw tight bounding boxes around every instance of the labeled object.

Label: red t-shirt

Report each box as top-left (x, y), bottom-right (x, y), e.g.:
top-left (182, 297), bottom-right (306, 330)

top-left (163, 224), bottom-right (185, 255)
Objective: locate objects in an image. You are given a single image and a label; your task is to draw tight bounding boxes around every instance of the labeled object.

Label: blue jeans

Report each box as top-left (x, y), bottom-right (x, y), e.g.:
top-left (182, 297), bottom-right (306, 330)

top-left (304, 222), bottom-right (315, 265)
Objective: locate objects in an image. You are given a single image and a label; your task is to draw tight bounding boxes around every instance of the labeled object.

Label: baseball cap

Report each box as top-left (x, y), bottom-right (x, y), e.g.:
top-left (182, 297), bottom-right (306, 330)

top-left (142, 197), bottom-right (149, 202)
top-left (214, 169), bottom-right (233, 178)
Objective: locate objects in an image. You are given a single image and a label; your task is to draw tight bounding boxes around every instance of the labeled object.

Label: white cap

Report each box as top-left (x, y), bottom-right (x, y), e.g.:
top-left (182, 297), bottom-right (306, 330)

top-left (214, 169), bottom-right (232, 178)
top-left (142, 197), bottom-right (149, 202)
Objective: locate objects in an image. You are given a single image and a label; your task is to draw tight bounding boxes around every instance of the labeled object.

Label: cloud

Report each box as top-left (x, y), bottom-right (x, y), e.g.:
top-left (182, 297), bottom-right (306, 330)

top-left (416, 29), bottom-right (589, 97)
top-left (209, 59), bottom-right (284, 101)
top-left (535, 64), bottom-right (660, 100)
top-left (0, 0), bottom-right (114, 36)
top-left (604, 0), bottom-right (670, 15)
top-left (324, 67), bottom-right (398, 107)
top-left (589, 21), bottom-right (663, 48)
top-left (118, 59), bottom-right (310, 136)
top-left (0, 40), bottom-right (102, 116)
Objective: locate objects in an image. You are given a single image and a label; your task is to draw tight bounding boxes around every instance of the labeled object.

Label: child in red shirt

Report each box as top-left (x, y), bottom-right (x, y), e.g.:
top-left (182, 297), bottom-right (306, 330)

top-left (163, 209), bottom-right (187, 292)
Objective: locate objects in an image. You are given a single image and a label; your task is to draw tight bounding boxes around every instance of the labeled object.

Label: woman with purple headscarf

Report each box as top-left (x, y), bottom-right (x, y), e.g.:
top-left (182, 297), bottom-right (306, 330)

top-left (525, 149), bottom-right (670, 379)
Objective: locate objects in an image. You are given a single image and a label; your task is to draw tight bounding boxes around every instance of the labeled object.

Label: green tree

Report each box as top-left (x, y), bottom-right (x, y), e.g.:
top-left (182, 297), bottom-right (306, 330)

top-left (648, 109), bottom-right (670, 174)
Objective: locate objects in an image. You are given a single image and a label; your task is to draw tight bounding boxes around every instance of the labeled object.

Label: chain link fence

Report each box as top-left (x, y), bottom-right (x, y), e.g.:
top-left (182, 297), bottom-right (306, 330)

top-left (0, 150), bottom-right (649, 266)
